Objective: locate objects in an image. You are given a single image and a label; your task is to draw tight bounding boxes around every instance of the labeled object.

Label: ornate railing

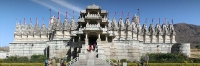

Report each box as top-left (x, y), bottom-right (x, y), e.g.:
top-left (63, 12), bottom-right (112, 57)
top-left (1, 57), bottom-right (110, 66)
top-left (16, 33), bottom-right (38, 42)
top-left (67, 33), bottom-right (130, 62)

top-left (85, 14), bottom-right (101, 19)
top-left (66, 57), bottom-right (79, 66)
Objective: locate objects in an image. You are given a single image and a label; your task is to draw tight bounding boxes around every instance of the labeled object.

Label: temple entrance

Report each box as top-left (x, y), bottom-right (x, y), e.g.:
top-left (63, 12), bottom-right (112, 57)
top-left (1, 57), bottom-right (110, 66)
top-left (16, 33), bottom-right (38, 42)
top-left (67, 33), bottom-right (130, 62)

top-left (89, 35), bottom-right (97, 45)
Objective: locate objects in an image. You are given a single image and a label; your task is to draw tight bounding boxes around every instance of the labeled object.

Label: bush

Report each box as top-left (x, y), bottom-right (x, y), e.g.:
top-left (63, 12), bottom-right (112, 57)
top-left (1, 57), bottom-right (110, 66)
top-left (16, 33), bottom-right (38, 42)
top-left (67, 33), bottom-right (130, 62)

top-left (0, 59), bottom-right (2, 63)
top-left (2, 55), bottom-right (46, 63)
top-left (141, 53), bottom-right (189, 63)
top-left (30, 55), bottom-right (46, 63)
top-left (110, 59), bottom-right (117, 63)
top-left (3, 56), bottom-right (29, 63)
top-left (121, 58), bottom-right (127, 62)
top-left (0, 63), bottom-right (44, 66)
top-left (188, 58), bottom-right (200, 63)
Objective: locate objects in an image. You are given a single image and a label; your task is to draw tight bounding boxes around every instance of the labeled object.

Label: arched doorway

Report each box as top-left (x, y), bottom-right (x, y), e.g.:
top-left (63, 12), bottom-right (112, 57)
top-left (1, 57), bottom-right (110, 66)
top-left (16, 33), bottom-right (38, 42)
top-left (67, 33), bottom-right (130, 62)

top-left (89, 35), bottom-right (97, 45)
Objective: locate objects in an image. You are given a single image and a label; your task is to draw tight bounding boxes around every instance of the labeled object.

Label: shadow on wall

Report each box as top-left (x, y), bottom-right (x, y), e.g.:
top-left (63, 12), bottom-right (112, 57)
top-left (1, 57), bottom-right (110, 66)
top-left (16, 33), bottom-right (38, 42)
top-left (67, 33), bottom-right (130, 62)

top-left (171, 43), bottom-right (182, 53)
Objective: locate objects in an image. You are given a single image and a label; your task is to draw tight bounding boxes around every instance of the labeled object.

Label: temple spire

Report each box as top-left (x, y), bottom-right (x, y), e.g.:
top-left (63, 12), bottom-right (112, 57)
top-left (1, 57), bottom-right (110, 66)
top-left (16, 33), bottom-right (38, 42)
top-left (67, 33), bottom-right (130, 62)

top-left (152, 18), bottom-right (154, 24)
top-left (172, 19), bottom-right (174, 24)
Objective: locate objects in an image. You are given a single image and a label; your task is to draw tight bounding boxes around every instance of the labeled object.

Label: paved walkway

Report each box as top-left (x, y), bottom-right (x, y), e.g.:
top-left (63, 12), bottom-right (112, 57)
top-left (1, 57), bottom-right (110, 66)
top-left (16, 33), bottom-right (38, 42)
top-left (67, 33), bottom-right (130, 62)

top-left (87, 51), bottom-right (95, 66)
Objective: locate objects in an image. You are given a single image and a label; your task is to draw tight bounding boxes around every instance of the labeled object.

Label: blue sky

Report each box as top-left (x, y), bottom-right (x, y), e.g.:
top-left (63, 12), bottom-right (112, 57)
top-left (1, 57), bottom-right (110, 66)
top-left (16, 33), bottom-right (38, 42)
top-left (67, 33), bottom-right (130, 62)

top-left (0, 0), bottom-right (200, 47)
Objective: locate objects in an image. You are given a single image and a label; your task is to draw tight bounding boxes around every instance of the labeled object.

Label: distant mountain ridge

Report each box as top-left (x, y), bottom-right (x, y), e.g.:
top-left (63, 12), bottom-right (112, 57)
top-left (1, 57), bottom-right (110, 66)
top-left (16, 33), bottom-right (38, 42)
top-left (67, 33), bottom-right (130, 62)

top-left (174, 23), bottom-right (200, 46)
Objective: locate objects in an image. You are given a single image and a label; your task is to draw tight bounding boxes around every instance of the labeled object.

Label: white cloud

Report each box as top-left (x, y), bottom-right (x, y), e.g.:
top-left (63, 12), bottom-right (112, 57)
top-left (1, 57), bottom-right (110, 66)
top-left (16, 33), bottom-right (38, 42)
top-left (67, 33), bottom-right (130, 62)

top-left (51, 0), bottom-right (84, 16)
top-left (31, 0), bottom-right (71, 18)
top-left (51, 0), bottom-right (83, 13)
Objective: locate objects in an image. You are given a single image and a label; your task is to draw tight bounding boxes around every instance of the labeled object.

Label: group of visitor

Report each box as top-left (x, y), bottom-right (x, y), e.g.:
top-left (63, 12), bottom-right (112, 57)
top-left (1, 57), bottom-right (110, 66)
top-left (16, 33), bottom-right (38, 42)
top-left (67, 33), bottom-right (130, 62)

top-left (45, 58), bottom-right (56, 66)
top-left (88, 42), bottom-right (97, 51)
top-left (45, 58), bottom-right (65, 66)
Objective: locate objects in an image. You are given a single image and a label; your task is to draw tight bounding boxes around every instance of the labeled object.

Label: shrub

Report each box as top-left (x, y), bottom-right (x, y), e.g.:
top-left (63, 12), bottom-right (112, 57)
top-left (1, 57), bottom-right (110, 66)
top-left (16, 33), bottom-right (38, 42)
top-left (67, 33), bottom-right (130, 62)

top-left (0, 59), bottom-right (2, 63)
top-left (30, 55), bottom-right (46, 63)
top-left (141, 53), bottom-right (189, 63)
top-left (121, 58), bottom-right (127, 62)
top-left (110, 59), bottom-right (117, 63)
top-left (0, 63), bottom-right (44, 66)
top-left (2, 56), bottom-right (29, 63)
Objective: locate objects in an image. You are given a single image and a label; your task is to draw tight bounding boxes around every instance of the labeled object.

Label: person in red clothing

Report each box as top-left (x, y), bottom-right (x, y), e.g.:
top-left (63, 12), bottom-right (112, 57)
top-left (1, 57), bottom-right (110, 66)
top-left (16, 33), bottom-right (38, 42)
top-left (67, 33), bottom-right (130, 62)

top-left (89, 45), bottom-right (93, 51)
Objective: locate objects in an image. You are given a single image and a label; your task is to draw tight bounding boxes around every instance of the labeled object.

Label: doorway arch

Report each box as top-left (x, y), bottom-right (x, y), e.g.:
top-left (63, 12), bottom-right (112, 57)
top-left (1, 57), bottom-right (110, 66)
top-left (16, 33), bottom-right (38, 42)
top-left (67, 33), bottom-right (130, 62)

top-left (89, 35), bottom-right (97, 45)
top-left (88, 32), bottom-right (98, 45)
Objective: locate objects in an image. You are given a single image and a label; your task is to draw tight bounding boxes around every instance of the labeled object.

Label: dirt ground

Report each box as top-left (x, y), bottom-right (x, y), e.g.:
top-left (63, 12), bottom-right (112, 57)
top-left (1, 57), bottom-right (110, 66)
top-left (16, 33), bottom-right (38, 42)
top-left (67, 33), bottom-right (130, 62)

top-left (190, 49), bottom-right (200, 58)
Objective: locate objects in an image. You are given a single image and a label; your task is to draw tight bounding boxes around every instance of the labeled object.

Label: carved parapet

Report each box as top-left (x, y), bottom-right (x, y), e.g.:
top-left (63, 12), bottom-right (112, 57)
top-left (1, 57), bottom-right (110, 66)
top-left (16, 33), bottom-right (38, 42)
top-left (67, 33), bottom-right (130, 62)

top-left (158, 35), bottom-right (163, 43)
top-left (151, 35), bottom-right (157, 43)
top-left (165, 35), bottom-right (171, 43)
top-left (55, 31), bottom-right (63, 38)
top-left (41, 35), bottom-right (48, 41)
top-left (14, 35), bottom-right (21, 42)
top-left (34, 35), bottom-right (41, 41)
top-left (27, 35), bottom-right (34, 41)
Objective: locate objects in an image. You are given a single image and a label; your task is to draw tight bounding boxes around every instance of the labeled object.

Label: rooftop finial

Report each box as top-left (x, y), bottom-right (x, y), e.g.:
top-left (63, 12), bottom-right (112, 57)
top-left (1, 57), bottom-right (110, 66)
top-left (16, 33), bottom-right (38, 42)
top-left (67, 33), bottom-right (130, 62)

top-left (152, 18), bottom-right (154, 24)
top-left (164, 18), bottom-right (166, 25)
top-left (120, 12), bottom-right (123, 18)
top-left (24, 18), bottom-right (26, 25)
top-left (159, 18), bottom-right (160, 25)
top-left (107, 12), bottom-right (109, 18)
top-left (30, 18), bottom-right (32, 24)
top-left (172, 19), bottom-right (174, 24)
top-left (43, 18), bottom-right (44, 24)
top-left (58, 12), bottom-right (60, 20)
top-left (36, 18), bottom-right (38, 26)
top-left (16, 19), bottom-right (18, 25)
top-left (73, 11), bottom-right (74, 18)
top-left (114, 12), bottom-right (116, 18)
top-left (145, 18), bottom-right (147, 24)
top-left (127, 11), bottom-right (129, 19)
top-left (66, 12), bottom-right (68, 19)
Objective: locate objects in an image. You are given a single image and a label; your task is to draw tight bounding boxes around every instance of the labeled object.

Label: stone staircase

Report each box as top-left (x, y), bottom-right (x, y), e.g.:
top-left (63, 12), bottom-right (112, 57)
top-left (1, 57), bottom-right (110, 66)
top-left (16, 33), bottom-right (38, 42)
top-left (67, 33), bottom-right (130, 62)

top-left (66, 45), bottom-right (113, 66)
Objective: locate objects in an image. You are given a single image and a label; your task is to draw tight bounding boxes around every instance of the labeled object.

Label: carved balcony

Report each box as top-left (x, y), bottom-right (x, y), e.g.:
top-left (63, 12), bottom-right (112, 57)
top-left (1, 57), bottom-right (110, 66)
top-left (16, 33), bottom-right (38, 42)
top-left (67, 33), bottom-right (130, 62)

top-left (78, 18), bottom-right (85, 22)
top-left (83, 24), bottom-right (101, 31)
top-left (102, 18), bottom-right (108, 22)
top-left (85, 14), bottom-right (102, 19)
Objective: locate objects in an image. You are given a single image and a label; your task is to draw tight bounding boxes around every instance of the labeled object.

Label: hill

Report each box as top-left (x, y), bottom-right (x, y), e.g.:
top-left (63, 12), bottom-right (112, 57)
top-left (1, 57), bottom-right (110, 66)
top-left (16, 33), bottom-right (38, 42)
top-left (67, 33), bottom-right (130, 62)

top-left (174, 23), bottom-right (200, 48)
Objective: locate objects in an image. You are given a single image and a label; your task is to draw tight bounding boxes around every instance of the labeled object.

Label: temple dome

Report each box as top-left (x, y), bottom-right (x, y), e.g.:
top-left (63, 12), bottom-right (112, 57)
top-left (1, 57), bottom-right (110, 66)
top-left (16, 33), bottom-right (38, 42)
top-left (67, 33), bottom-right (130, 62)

top-left (86, 3), bottom-right (101, 9)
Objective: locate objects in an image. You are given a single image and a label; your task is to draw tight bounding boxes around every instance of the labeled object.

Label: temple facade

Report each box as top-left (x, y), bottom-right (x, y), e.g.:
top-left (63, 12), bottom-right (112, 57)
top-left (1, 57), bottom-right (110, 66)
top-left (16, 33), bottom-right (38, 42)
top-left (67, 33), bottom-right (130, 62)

top-left (10, 4), bottom-right (190, 61)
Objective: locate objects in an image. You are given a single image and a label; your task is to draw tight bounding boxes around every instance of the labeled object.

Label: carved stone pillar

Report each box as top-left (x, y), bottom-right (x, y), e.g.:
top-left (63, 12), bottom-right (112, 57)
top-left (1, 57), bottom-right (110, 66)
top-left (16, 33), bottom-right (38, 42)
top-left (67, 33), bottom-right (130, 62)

top-left (85, 33), bottom-right (88, 45)
top-left (106, 36), bottom-right (108, 41)
top-left (73, 36), bottom-right (74, 42)
top-left (71, 47), bottom-right (74, 60)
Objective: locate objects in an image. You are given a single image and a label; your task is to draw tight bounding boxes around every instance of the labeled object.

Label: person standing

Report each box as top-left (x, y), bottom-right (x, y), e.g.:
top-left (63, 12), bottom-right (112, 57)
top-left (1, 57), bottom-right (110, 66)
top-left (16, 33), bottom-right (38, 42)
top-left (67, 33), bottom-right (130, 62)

top-left (93, 43), bottom-right (96, 50)
top-left (48, 58), bottom-right (52, 66)
top-left (45, 58), bottom-right (48, 66)
top-left (51, 58), bottom-right (56, 66)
